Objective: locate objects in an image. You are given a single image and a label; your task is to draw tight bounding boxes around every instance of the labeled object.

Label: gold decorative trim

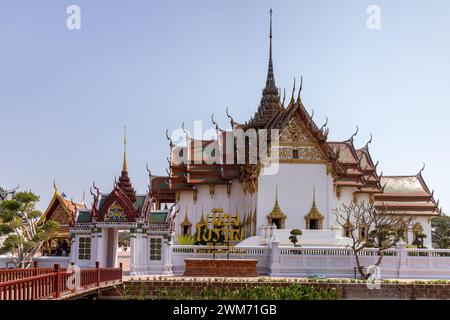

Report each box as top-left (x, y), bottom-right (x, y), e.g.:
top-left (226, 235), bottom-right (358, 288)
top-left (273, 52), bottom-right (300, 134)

top-left (278, 142), bottom-right (320, 147)
top-left (195, 208), bottom-right (206, 228)
top-left (359, 223), bottom-right (368, 239)
top-left (239, 163), bottom-right (260, 194)
top-left (326, 162), bottom-right (333, 175)
top-left (343, 220), bottom-right (354, 237)
top-left (278, 159), bottom-right (328, 164)
top-left (180, 206), bottom-right (192, 235)
top-left (252, 209), bottom-right (257, 236)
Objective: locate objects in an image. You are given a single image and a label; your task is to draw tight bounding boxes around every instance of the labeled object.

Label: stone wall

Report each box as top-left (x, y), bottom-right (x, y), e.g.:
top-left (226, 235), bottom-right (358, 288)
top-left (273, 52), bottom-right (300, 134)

top-left (100, 279), bottom-right (450, 300)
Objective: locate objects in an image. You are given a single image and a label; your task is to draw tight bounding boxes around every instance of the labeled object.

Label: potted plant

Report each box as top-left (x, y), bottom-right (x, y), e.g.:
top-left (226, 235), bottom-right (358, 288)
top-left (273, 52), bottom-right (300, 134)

top-left (289, 229), bottom-right (302, 247)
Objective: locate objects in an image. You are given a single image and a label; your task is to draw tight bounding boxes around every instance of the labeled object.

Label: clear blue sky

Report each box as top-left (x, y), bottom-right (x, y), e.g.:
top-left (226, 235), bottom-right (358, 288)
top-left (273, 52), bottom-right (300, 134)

top-left (0, 0), bottom-right (449, 212)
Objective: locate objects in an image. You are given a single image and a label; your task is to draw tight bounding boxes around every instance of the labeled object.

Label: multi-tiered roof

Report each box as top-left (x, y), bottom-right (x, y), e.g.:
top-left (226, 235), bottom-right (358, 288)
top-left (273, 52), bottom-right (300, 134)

top-left (156, 11), bottom-right (442, 217)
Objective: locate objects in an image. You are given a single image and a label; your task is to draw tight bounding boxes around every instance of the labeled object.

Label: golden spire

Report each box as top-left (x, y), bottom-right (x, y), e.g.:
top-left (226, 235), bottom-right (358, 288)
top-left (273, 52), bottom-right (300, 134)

top-left (269, 185), bottom-right (284, 217)
top-left (275, 184), bottom-right (279, 205)
top-left (306, 186), bottom-right (323, 219)
top-left (267, 184), bottom-right (286, 228)
top-left (313, 186), bottom-right (316, 205)
top-left (122, 126), bottom-right (127, 172)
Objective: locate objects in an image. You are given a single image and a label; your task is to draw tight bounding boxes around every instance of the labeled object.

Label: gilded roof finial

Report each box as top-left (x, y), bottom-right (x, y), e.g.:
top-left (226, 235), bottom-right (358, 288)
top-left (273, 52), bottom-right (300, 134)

top-left (53, 179), bottom-right (58, 195)
top-left (364, 133), bottom-right (373, 150)
top-left (418, 163), bottom-right (426, 176)
top-left (123, 126), bottom-right (128, 172)
top-left (297, 76), bottom-right (303, 103)
top-left (81, 190), bottom-right (86, 207)
top-left (348, 126), bottom-right (359, 142)
top-left (290, 77), bottom-right (296, 103)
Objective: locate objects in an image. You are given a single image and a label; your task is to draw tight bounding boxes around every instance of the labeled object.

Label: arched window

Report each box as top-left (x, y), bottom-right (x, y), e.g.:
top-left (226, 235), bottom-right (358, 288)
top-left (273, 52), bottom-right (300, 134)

top-left (397, 225), bottom-right (407, 242)
top-left (343, 221), bottom-right (353, 238)
top-left (359, 223), bottom-right (368, 239)
top-left (412, 223), bottom-right (426, 248)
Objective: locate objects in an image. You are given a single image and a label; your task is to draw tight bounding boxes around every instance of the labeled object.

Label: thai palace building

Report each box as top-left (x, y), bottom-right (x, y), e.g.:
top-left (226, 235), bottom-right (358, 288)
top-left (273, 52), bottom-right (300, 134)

top-left (162, 11), bottom-right (441, 249)
top-left (38, 184), bottom-right (86, 257)
top-left (60, 11), bottom-right (442, 275)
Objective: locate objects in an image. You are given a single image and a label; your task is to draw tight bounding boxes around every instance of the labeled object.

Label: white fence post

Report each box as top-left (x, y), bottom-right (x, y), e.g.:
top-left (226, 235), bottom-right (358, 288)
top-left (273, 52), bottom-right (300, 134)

top-left (162, 234), bottom-right (174, 275)
top-left (269, 239), bottom-right (281, 276)
top-left (396, 239), bottom-right (408, 279)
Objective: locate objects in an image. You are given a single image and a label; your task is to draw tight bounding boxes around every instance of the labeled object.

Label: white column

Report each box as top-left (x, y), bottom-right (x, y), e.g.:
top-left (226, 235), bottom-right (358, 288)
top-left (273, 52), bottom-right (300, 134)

top-left (162, 234), bottom-right (174, 276)
top-left (110, 229), bottom-right (119, 268)
top-left (129, 230), bottom-right (138, 275)
top-left (139, 232), bottom-right (148, 274)
top-left (90, 228), bottom-right (104, 268)
top-left (136, 232), bottom-right (145, 274)
top-left (69, 235), bottom-right (77, 264)
top-left (326, 175), bottom-right (334, 229)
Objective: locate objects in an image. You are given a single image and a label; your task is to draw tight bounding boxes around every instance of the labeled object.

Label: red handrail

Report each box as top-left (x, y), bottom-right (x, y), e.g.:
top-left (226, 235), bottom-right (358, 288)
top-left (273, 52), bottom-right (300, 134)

top-left (0, 268), bottom-right (56, 282)
top-left (0, 263), bottom-right (122, 300)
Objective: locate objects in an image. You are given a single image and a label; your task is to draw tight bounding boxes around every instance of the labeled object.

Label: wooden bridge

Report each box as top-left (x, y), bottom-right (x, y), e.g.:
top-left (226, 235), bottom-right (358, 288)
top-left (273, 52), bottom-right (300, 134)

top-left (0, 262), bottom-right (122, 300)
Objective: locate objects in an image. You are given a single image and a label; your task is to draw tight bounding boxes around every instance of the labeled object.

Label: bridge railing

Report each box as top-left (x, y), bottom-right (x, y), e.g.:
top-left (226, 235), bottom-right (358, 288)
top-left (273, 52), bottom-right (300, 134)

top-left (0, 262), bottom-right (122, 300)
top-left (0, 261), bottom-right (57, 283)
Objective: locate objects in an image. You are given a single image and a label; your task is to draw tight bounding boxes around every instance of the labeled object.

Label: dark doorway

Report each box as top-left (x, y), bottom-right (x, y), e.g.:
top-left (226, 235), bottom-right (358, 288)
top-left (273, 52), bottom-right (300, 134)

top-left (309, 219), bottom-right (319, 230)
top-left (272, 218), bottom-right (281, 229)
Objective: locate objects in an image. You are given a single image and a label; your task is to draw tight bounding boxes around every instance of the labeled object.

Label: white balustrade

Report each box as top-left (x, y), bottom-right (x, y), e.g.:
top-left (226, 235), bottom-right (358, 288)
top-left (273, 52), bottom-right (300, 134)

top-left (170, 244), bottom-right (450, 279)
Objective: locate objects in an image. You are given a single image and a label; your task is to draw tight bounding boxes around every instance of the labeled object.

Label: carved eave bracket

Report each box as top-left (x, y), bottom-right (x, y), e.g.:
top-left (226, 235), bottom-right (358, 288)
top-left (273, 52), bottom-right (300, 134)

top-left (192, 188), bottom-right (198, 204)
top-left (335, 185), bottom-right (342, 200)
top-left (209, 185), bottom-right (215, 198)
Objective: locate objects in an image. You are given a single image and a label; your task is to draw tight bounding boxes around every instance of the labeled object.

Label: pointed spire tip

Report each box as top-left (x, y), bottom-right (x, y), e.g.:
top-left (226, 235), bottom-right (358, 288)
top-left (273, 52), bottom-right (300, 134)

top-left (122, 126), bottom-right (128, 172)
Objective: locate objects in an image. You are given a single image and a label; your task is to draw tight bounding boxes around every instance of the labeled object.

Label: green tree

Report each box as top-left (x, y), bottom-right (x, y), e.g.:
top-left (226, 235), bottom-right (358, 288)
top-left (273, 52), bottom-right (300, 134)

top-left (289, 229), bottom-right (302, 247)
top-left (0, 191), bottom-right (59, 268)
top-left (432, 216), bottom-right (450, 249)
top-left (412, 233), bottom-right (427, 249)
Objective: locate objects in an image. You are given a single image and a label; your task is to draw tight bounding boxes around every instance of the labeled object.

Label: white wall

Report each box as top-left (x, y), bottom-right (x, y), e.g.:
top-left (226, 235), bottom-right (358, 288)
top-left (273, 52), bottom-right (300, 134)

top-left (257, 163), bottom-right (333, 230)
top-left (174, 179), bottom-right (252, 236)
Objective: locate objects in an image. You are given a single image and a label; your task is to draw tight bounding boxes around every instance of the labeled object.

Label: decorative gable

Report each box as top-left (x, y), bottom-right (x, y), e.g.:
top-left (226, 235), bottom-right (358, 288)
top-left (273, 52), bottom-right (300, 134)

top-left (104, 201), bottom-right (128, 222)
top-left (96, 186), bottom-right (138, 223)
top-left (50, 204), bottom-right (72, 225)
top-left (279, 115), bottom-right (317, 145)
top-left (277, 114), bottom-right (327, 162)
